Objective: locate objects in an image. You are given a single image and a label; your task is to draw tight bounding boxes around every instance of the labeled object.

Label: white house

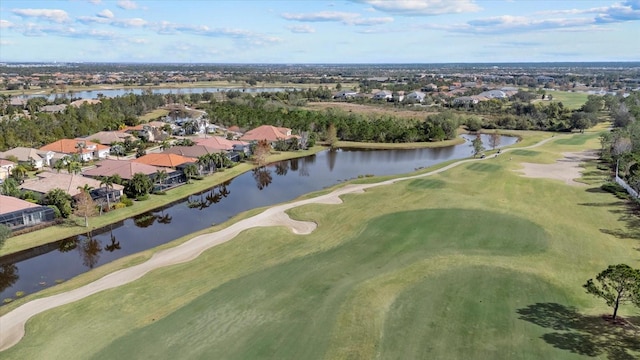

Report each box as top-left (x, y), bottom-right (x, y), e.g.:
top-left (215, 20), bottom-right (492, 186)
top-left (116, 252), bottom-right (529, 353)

top-left (406, 91), bottom-right (426, 103)
top-left (372, 90), bottom-right (393, 101)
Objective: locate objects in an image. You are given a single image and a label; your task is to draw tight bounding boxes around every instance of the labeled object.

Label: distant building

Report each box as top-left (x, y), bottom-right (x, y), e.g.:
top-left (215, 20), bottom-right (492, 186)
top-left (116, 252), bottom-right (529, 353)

top-left (40, 139), bottom-right (110, 162)
top-left (0, 159), bottom-right (16, 180)
top-left (240, 125), bottom-right (299, 144)
top-left (0, 147), bottom-right (54, 169)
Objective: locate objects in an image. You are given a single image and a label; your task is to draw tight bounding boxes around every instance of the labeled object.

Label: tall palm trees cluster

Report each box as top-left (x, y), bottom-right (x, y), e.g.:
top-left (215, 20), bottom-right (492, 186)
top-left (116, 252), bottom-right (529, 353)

top-left (196, 152), bottom-right (232, 175)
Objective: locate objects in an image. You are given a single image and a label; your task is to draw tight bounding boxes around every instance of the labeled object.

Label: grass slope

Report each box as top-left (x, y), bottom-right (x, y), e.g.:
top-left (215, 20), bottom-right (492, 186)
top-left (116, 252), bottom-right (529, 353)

top-left (2, 130), bottom-right (639, 359)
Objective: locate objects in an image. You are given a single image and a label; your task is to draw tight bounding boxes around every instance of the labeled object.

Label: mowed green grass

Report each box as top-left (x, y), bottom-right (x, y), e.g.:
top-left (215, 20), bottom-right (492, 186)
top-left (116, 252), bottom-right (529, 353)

top-left (2, 131), bottom-right (639, 359)
top-left (547, 91), bottom-right (589, 110)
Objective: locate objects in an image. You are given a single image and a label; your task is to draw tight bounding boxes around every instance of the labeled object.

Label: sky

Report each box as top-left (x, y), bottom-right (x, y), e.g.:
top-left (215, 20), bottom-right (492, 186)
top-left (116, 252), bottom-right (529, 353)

top-left (0, 0), bottom-right (639, 63)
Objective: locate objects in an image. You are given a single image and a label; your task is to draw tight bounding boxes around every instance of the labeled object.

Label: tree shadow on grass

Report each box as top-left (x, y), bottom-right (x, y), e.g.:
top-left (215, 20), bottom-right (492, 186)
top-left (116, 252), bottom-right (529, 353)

top-left (599, 201), bottom-right (640, 240)
top-left (517, 303), bottom-right (640, 359)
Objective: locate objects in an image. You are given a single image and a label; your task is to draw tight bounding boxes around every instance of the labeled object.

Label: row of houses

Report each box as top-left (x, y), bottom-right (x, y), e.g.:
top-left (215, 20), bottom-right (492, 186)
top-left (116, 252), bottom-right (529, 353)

top-left (0, 124), bottom-right (298, 232)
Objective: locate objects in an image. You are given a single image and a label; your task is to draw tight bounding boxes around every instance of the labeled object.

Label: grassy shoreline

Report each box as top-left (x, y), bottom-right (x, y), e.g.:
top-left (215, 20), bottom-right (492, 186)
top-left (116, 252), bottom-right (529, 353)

top-left (0, 147), bottom-right (324, 256)
top-left (1, 134), bottom-right (475, 256)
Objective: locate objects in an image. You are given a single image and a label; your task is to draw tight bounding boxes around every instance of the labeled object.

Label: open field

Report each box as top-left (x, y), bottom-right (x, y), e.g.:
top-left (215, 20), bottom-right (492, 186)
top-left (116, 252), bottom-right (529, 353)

top-left (138, 108), bottom-right (170, 122)
top-left (546, 91), bottom-right (590, 110)
top-left (1, 128), bottom-right (639, 359)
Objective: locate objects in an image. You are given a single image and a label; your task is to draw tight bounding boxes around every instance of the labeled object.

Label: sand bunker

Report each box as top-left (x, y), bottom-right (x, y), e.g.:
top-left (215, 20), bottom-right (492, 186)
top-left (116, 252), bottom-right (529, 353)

top-left (516, 151), bottom-right (598, 186)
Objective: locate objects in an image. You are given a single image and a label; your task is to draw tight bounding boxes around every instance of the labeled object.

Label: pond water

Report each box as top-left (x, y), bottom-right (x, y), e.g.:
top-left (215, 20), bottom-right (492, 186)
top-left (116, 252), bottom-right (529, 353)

top-left (17, 87), bottom-right (298, 101)
top-left (0, 134), bottom-right (518, 302)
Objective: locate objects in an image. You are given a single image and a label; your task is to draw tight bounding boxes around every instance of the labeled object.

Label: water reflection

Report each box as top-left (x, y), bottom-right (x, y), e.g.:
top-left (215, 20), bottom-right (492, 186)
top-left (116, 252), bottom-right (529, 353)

top-left (0, 264), bottom-right (18, 293)
top-left (253, 167), bottom-right (273, 190)
top-left (78, 234), bottom-right (102, 269)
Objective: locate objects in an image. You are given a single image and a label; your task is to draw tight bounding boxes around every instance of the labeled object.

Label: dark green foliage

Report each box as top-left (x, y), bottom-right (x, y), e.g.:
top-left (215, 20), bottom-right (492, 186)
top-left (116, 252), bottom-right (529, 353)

top-left (41, 188), bottom-right (73, 218)
top-left (125, 173), bottom-right (153, 198)
top-left (583, 264), bottom-right (640, 320)
top-left (0, 224), bottom-right (11, 249)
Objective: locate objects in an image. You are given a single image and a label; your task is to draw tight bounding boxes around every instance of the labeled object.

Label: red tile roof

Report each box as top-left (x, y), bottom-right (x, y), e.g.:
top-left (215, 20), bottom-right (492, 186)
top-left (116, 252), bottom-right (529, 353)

top-left (133, 153), bottom-right (195, 168)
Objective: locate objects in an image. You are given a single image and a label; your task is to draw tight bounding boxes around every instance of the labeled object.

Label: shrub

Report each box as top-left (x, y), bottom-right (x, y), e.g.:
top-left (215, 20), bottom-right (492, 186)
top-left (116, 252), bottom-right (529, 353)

top-left (113, 202), bottom-right (127, 210)
top-left (15, 291), bottom-right (25, 297)
top-left (136, 194), bottom-right (150, 201)
top-left (3, 298), bottom-right (13, 304)
top-left (120, 195), bottom-right (134, 207)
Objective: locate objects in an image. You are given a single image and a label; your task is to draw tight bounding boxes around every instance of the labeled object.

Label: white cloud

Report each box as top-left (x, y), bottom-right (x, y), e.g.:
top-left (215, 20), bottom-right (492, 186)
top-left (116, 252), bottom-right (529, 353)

top-left (0, 20), bottom-right (14, 28)
top-left (350, 0), bottom-right (481, 15)
top-left (288, 25), bottom-right (316, 33)
top-left (89, 0), bottom-right (102, 4)
top-left (129, 38), bottom-right (148, 44)
top-left (117, 0), bottom-right (138, 10)
top-left (12, 8), bottom-right (70, 23)
top-left (97, 9), bottom-right (114, 19)
top-left (151, 21), bottom-right (282, 46)
top-left (77, 15), bottom-right (147, 28)
top-left (282, 11), bottom-right (393, 26)
top-left (0, 39), bottom-right (16, 45)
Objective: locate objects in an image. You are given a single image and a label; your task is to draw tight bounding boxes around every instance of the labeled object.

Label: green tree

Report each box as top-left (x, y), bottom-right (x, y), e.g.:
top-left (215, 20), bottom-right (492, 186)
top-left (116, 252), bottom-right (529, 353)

top-left (42, 188), bottom-right (73, 218)
top-left (10, 164), bottom-right (28, 184)
top-left (326, 123), bottom-right (338, 149)
top-left (183, 163), bottom-right (198, 183)
top-left (0, 224), bottom-right (11, 250)
top-left (154, 169), bottom-right (168, 189)
top-left (0, 177), bottom-right (20, 197)
top-left (471, 133), bottom-right (485, 158)
top-left (99, 175), bottom-right (116, 211)
top-left (125, 173), bottom-right (153, 198)
top-left (583, 264), bottom-right (640, 320)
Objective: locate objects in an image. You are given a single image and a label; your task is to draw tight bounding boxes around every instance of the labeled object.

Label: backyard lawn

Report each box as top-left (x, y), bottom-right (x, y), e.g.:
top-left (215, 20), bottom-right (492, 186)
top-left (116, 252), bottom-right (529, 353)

top-left (2, 129), bottom-right (638, 359)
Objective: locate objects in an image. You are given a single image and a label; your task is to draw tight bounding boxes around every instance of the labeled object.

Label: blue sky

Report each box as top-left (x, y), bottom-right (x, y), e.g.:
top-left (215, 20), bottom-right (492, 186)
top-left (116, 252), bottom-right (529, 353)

top-left (1, 0), bottom-right (639, 63)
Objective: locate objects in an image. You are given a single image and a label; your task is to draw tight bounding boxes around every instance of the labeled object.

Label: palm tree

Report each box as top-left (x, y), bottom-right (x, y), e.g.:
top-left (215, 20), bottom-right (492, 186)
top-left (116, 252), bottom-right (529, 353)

top-left (10, 164), bottom-right (28, 184)
top-left (126, 172), bottom-right (153, 198)
top-left (99, 176), bottom-right (114, 211)
top-left (183, 163), bottom-right (198, 183)
top-left (196, 155), bottom-right (209, 175)
top-left (160, 140), bottom-right (172, 151)
top-left (154, 169), bottom-right (168, 190)
top-left (52, 159), bottom-right (65, 173)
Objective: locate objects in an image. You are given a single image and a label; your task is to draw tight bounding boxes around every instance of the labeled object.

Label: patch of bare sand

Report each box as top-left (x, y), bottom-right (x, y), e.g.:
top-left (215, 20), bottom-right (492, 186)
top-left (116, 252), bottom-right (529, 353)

top-left (516, 151), bottom-right (598, 186)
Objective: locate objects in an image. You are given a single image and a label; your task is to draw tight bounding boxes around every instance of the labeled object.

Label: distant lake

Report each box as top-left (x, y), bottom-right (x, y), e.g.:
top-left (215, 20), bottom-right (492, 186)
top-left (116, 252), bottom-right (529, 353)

top-left (17, 87), bottom-right (299, 101)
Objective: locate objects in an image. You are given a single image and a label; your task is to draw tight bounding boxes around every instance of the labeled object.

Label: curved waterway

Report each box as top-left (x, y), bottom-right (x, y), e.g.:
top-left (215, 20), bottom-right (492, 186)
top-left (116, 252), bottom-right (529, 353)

top-left (0, 134), bottom-right (517, 302)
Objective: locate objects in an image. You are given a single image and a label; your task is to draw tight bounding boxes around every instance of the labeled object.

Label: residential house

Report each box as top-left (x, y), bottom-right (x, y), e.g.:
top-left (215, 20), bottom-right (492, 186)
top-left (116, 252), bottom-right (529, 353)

top-left (20, 171), bottom-right (123, 200)
top-left (477, 90), bottom-right (508, 99)
top-left (70, 99), bottom-right (102, 107)
top-left (0, 195), bottom-right (56, 231)
top-left (194, 136), bottom-right (250, 154)
top-left (333, 90), bottom-right (358, 100)
top-left (239, 125), bottom-right (299, 146)
top-left (405, 91), bottom-right (426, 103)
top-left (79, 131), bottom-right (133, 146)
top-left (420, 84), bottom-right (439, 92)
top-left (372, 90), bottom-right (393, 101)
top-left (0, 147), bottom-right (54, 169)
top-left (82, 159), bottom-right (162, 180)
top-left (40, 104), bottom-right (68, 113)
top-left (40, 139), bottom-right (110, 162)
top-left (452, 96), bottom-right (480, 106)
top-left (125, 121), bottom-right (170, 142)
top-left (163, 145), bottom-right (219, 158)
top-left (0, 159), bottom-right (15, 180)
top-left (133, 153), bottom-right (196, 168)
